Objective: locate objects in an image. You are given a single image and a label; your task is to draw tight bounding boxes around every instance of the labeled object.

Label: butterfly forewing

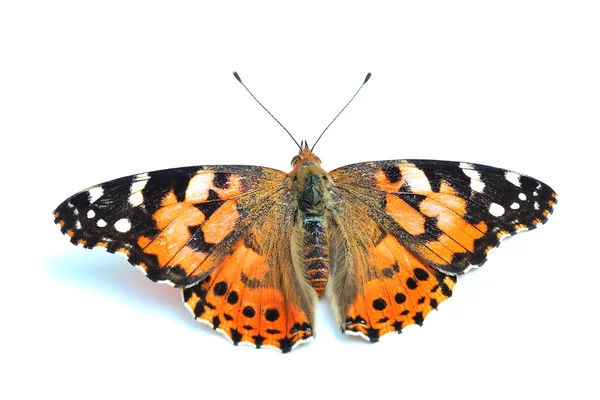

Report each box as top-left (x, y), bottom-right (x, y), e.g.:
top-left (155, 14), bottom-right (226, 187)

top-left (54, 165), bottom-right (287, 286)
top-left (330, 159), bottom-right (557, 275)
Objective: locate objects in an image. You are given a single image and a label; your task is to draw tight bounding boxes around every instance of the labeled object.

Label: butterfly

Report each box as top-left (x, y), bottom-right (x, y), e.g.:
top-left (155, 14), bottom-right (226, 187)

top-left (54, 73), bottom-right (557, 352)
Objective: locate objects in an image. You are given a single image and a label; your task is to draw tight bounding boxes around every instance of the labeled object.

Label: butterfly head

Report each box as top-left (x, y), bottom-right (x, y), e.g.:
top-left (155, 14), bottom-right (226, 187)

top-left (291, 140), bottom-right (322, 167)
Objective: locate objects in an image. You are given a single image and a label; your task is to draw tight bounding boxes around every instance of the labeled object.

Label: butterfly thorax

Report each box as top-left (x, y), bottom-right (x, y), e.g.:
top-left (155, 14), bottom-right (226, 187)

top-left (289, 148), bottom-right (331, 297)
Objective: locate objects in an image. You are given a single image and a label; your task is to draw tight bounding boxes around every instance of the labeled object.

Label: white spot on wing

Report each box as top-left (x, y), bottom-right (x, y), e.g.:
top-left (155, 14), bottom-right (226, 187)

top-left (114, 218), bottom-right (131, 233)
top-left (129, 192), bottom-right (144, 207)
top-left (534, 201), bottom-right (540, 210)
top-left (185, 172), bottom-right (213, 202)
top-left (510, 202), bottom-right (520, 210)
top-left (75, 220), bottom-right (82, 229)
top-left (460, 162), bottom-right (485, 193)
top-left (505, 172), bottom-right (521, 187)
top-left (129, 175), bottom-right (149, 206)
top-left (134, 172), bottom-right (150, 182)
top-left (519, 193), bottom-right (527, 201)
top-left (462, 264), bottom-right (481, 274)
top-left (131, 179), bottom-right (148, 193)
top-left (97, 219), bottom-right (107, 228)
top-left (88, 187), bottom-right (104, 203)
top-left (87, 209), bottom-right (95, 218)
top-left (489, 203), bottom-right (505, 217)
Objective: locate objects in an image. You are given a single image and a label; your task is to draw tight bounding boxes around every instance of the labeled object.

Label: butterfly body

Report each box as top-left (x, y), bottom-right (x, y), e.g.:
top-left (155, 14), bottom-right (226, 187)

top-left (55, 143), bottom-right (556, 352)
top-left (289, 143), bottom-right (332, 297)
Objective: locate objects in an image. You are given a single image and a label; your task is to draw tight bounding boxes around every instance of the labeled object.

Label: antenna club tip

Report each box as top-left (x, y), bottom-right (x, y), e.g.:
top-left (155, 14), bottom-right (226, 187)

top-left (233, 71), bottom-right (242, 83)
top-left (364, 72), bottom-right (372, 84)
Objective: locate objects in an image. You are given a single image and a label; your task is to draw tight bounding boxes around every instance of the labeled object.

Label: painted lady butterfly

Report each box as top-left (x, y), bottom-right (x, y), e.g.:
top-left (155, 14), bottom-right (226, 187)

top-left (54, 73), bottom-right (557, 352)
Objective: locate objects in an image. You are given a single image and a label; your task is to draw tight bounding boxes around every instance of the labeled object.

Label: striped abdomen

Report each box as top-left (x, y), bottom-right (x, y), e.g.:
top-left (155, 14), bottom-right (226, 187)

top-left (303, 215), bottom-right (330, 297)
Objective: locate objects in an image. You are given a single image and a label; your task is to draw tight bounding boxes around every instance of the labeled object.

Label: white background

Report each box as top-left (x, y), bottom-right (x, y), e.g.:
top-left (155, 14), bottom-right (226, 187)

top-left (1, 1), bottom-right (599, 399)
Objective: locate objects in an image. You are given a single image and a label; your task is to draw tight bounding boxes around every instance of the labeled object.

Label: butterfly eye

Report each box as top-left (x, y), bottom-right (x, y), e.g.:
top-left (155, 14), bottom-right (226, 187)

top-left (291, 155), bottom-right (301, 166)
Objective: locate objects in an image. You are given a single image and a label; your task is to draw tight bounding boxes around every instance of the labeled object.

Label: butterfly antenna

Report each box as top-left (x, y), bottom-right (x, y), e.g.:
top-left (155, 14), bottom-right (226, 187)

top-left (233, 72), bottom-right (301, 150)
top-left (311, 72), bottom-right (371, 152)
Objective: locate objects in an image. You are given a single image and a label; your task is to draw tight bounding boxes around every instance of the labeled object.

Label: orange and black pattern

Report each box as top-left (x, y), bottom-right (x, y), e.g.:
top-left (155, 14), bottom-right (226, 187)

top-left (54, 145), bottom-right (556, 352)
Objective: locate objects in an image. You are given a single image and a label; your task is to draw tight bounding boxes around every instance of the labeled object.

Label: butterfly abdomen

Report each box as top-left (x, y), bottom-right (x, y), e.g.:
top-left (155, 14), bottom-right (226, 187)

top-left (302, 215), bottom-right (330, 297)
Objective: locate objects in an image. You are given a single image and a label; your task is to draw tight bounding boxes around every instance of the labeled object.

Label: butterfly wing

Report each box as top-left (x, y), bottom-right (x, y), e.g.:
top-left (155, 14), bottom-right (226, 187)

top-left (54, 165), bottom-right (288, 286)
top-left (182, 189), bottom-right (318, 352)
top-left (327, 159), bottom-right (556, 340)
top-left (54, 165), bottom-right (317, 351)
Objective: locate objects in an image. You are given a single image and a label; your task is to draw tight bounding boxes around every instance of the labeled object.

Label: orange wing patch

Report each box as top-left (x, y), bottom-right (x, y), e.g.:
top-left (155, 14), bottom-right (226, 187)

top-left (183, 240), bottom-right (313, 353)
top-left (385, 194), bottom-right (426, 235)
top-left (344, 234), bottom-right (456, 341)
top-left (201, 200), bottom-right (239, 244)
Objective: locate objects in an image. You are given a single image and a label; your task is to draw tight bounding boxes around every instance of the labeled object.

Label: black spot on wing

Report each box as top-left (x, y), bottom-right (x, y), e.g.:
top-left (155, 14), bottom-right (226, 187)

top-left (413, 312), bottom-right (424, 326)
top-left (147, 265), bottom-right (188, 283)
top-left (411, 160), bottom-right (472, 199)
top-left (141, 168), bottom-right (198, 214)
top-left (194, 200), bottom-right (224, 220)
top-left (252, 334), bottom-right (265, 348)
top-left (278, 337), bottom-right (294, 353)
top-left (213, 281), bottom-right (228, 296)
top-left (372, 298), bottom-right (387, 311)
top-left (242, 306), bottom-right (256, 318)
top-left (182, 289), bottom-right (193, 303)
top-left (290, 322), bottom-right (312, 335)
top-left (366, 328), bottom-right (380, 342)
top-left (230, 328), bottom-right (242, 345)
top-left (207, 189), bottom-right (220, 201)
top-left (382, 165), bottom-right (401, 183)
top-left (265, 308), bottom-right (280, 322)
top-left (400, 193), bottom-right (425, 209)
top-left (227, 291), bottom-right (239, 305)
top-left (212, 173), bottom-right (231, 189)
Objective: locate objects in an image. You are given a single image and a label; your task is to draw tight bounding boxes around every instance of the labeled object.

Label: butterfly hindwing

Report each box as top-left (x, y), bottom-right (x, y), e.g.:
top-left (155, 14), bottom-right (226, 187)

top-left (54, 165), bottom-right (288, 286)
top-left (182, 237), bottom-right (316, 352)
top-left (325, 195), bottom-right (457, 341)
top-left (183, 188), bottom-right (318, 352)
top-left (327, 159), bottom-right (556, 340)
top-left (344, 234), bottom-right (457, 341)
